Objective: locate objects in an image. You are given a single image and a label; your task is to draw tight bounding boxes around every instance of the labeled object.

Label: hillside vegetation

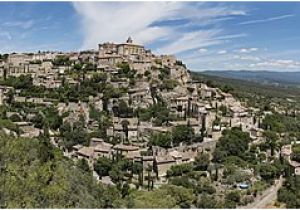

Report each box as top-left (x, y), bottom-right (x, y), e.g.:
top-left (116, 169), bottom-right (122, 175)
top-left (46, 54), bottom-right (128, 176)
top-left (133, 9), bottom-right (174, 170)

top-left (192, 72), bottom-right (300, 111)
top-left (0, 134), bottom-right (120, 208)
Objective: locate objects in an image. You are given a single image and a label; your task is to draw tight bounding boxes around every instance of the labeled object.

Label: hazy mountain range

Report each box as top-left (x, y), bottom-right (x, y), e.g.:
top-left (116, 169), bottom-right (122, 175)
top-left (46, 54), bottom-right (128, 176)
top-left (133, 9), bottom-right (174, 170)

top-left (200, 70), bottom-right (300, 87)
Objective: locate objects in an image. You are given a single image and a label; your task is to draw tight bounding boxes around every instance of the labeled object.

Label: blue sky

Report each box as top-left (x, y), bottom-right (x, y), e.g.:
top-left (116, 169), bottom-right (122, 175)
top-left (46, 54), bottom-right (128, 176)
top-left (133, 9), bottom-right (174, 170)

top-left (0, 2), bottom-right (300, 71)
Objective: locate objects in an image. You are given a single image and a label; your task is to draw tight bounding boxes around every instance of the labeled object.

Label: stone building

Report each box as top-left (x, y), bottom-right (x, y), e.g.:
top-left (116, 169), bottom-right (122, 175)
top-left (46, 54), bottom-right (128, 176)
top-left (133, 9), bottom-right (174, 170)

top-left (117, 37), bottom-right (145, 56)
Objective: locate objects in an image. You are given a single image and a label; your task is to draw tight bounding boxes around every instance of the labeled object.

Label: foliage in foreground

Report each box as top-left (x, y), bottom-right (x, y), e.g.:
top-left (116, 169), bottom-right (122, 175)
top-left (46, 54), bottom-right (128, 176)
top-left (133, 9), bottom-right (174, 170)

top-left (0, 134), bottom-right (120, 208)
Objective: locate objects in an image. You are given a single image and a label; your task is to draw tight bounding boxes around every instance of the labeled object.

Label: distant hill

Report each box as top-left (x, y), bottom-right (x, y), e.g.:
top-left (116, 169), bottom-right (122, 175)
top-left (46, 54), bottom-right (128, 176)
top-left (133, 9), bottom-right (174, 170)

top-left (200, 70), bottom-right (300, 87)
top-left (191, 71), bottom-right (300, 110)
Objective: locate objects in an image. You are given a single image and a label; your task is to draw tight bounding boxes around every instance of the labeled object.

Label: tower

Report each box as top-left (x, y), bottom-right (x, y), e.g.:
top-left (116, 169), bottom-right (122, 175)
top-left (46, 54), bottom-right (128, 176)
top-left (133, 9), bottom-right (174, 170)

top-left (126, 36), bottom-right (133, 44)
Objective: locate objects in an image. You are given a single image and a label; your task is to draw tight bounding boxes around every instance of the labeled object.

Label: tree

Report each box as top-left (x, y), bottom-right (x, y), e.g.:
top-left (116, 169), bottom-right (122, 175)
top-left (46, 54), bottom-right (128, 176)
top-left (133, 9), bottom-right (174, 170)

top-left (91, 72), bottom-right (107, 83)
top-left (9, 114), bottom-right (22, 122)
top-left (172, 125), bottom-right (194, 146)
top-left (77, 158), bottom-right (91, 173)
top-left (52, 55), bottom-right (70, 66)
top-left (131, 162), bottom-right (143, 187)
top-left (224, 166), bottom-right (251, 185)
top-left (225, 191), bottom-right (241, 208)
top-left (258, 162), bottom-right (280, 183)
top-left (31, 113), bottom-right (44, 129)
top-left (149, 132), bottom-right (172, 148)
top-left (97, 112), bottom-right (112, 138)
top-left (196, 177), bottom-right (216, 195)
top-left (169, 176), bottom-right (195, 189)
top-left (264, 130), bottom-right (279, 157)
top-left (60, 121), bottom-right (89, 151)
top-left (146, 165), bottom-right (153, 191)
top-left (261, 114), bottom-right (285, 133)
top-left (121, 182), bottom-right (130, 198)
top-left (213, 127), bottom-right (250, 163)
top-left (121, 120), bottom-right (129, 143)
top-left (118, 100), bottom-right (131, 118)
top-left (94, 157), bottom-right (112, 178)
top-left (126, 185), bottom-right (195, 208)
top-left (44, 106), bottom-right (63, 130)
top-left (167, 163), bottom-right (193, 177)
top-left (6, 89), bottom-right (14, 104)
top-left (196, 194), bottom-right (219, 208)
top-left (277, 176), bottom-right (300, 208)
top-left (194, 152), bottom-right (210, 171)
top-left (89, 104), bottom-right (101, 121)
top-left (109, 166), bottom-right (125, 185)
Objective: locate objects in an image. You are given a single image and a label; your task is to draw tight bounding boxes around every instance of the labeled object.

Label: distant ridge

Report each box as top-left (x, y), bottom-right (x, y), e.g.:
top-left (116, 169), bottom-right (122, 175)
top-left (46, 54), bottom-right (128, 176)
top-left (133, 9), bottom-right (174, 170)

top-left (200, 70), bottom-right (300, 86)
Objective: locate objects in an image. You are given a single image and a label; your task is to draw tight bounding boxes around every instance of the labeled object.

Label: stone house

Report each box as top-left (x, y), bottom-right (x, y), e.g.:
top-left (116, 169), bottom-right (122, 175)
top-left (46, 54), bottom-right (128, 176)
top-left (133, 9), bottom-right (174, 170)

top-left (76, 146), bottom-right (95, 165)
top-left (230, 106), bottom-right (249, 118)
top-left (289, 161), bottom-right (300, 176)
top-left (113, 144), bottom-right (140, 159)
top-left (20, 125), bottom-right (41, 138)
top-left (90, 137), bottom-right (113, 159)
top-left (280, 144), bottom-right (300, 175)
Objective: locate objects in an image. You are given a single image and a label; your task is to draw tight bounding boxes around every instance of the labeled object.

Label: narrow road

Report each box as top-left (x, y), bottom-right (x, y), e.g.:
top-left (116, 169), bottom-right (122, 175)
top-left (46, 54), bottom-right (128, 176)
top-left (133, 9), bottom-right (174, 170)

top-left (241, 176), bottom-right (284, 209)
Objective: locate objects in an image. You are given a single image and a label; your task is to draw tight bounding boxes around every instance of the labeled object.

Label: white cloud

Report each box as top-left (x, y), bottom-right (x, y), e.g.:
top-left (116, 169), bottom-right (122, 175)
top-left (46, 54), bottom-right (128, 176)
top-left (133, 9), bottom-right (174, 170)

top-left (215, 33), bottom-right (247, 40)
top-left (158, 30), bottom-right (222, 55)
top-left (2, 20), bottom-right (34, 29)
top-left (254, 59), bottom-right (300, 69)
top-left (72, 2), bottom-right (246, 53)
top-left (186, 48), bottom-right (300, 71)
top-left (238, 47), bottom-right (258, 53)
top-left (238, 55), bottom-right (261, 62)
top-left (239, 14), bottom-right (295, 25)
top-left (217, 50), bottom-right (227, 54)
top-left (73, 2), bottom-right (183, 49)
top-left (198, 48), bottom-right (208, 53)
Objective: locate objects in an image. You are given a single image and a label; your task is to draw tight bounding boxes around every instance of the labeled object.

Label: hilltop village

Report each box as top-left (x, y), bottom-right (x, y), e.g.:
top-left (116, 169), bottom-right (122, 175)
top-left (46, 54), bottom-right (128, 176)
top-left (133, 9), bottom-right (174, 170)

top-left (0, 38), bottom-right (300, 208)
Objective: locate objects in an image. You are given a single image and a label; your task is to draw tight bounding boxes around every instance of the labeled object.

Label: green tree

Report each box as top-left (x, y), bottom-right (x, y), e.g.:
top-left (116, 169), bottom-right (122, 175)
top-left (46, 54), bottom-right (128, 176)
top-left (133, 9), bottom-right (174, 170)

top-left (6, 89), bottom-right (14, 104)
top-left (194, 152), bottom-right (210, 171)
top-left (277, 176), bottom-right (300, 208)
top-left (9, 113), bottom-right (22, 122)
top-left (149, 132), bottom-right (172, 148)
top-left (172, 125), bottom-right (194, 146)
top-left (264, 130), bottom-right (279, 157)
top-left (213, 127), bottom-right (250, 163)
top-left (60, 121), bottom-right (89, 151)
top-left (196, 177), bottom-right (216, 195)
top-left (94, 157), bottom-right (112, 178)
top-left (258, 162), bottom-right (280, 183)
top-left (196, 194), bottom-right (220, 208)
top-left (167, 163), bottom-right (193, 177)
top-left (127, 185), bottom-right (195, 208)
top-left (77, 158), bottom-right (91, 173)
top-left (225, 191), bottom-right (241, 208)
